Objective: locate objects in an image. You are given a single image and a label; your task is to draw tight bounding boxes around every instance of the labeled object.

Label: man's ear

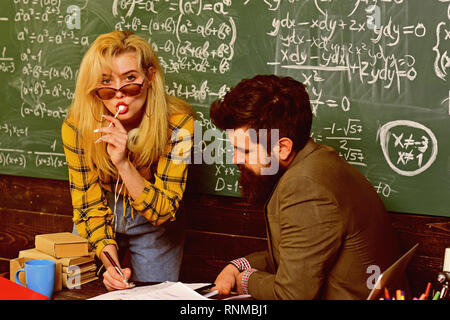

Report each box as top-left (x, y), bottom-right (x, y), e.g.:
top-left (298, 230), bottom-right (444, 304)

top-left (277, 137), bottom-right (293, 161)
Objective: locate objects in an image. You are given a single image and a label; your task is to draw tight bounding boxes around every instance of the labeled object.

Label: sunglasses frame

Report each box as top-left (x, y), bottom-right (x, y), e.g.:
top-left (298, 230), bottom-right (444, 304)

top-left (93, 80), bottom-right (146, 100)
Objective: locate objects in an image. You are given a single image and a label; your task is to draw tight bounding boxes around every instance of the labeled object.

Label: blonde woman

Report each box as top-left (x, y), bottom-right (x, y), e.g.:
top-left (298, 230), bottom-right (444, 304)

top-left (62, 30), bottom-right (194, 291)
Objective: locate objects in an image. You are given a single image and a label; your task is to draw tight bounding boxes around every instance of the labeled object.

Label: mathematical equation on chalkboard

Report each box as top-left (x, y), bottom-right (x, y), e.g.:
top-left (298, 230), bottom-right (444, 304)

top-left (0, 0), bottom-right (449, 211)
top-left (0, 148), bottom-right (66, 169)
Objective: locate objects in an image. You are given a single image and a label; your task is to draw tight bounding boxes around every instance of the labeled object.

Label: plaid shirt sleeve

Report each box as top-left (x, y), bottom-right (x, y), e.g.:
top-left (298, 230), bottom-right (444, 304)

top-left (229, 257), bottom-right (252, 272)
top-left (61, 118), bottom-right (117, 257)
top-left (228, 258), bottom-right (257, 295)
top-left (241, 268), bottom-right (258, 295)
top-left (129, 113), bottom-right (194, 225)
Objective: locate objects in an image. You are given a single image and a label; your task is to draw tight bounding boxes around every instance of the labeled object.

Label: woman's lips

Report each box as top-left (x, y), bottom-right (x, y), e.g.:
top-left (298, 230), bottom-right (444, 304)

top-left (116, 102), bottom-right (128, 114)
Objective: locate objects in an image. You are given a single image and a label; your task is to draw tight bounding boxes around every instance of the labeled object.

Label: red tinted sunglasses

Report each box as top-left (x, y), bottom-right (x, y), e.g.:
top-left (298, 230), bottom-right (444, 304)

top-left (93, 80), bottom-right (145, 100)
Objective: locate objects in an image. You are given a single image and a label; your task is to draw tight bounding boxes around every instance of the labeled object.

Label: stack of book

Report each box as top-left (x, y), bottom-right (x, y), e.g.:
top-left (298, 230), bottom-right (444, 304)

top-left (15, 232), bottom-right (98, 289)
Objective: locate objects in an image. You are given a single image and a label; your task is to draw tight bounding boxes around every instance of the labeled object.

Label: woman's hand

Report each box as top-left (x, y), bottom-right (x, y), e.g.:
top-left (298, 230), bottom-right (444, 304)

top-left (95, 115), bottom-right (129, 167)
top-left (102, 265), bottom-right (132, 291)
top-left (94, 114), bottom-right (145, 200)
top-left (100, 245), bottom-right (132, 291)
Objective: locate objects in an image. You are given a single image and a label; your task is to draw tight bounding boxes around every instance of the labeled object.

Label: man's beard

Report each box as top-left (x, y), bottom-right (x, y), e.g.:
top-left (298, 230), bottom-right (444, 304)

top-left (238, 163), bottom-right (286, 207)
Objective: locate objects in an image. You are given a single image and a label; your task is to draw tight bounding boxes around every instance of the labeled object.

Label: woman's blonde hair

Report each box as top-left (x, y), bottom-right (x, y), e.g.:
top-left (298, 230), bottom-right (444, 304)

top-left (69, 30), bottom-right (192, 178)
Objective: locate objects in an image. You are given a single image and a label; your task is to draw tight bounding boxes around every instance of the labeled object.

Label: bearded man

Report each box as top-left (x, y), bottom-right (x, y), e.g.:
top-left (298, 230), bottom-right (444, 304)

top-left (209, 75), bottom-right (406, 300)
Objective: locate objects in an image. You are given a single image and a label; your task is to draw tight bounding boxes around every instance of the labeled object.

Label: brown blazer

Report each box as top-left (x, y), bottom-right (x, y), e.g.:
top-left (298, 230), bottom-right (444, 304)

top-left (246, 139), bottom-right (404, 299)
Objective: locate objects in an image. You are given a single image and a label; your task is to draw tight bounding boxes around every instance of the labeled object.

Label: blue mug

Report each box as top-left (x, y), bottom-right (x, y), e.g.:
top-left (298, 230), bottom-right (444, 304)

top-left (15, 259), bottom-right (55, 299)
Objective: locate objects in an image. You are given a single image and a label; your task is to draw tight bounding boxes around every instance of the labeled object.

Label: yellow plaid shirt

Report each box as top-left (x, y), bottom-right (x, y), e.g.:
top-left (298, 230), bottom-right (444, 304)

top-left (61, 113), bottom-right (194, 257)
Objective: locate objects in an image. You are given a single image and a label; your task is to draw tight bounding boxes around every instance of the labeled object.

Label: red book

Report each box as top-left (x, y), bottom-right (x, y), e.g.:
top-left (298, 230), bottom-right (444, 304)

top-left (0, 276), bottom-right (49, 300)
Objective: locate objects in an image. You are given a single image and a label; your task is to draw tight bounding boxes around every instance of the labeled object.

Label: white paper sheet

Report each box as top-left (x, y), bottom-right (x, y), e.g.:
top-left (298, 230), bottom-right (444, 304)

top-left (89, 282), bottom-right (211, 300)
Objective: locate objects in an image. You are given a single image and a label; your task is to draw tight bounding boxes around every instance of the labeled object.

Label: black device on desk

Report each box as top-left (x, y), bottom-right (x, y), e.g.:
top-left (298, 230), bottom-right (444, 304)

top-left (133, 282), bottom-right (217, 296)
top-left (437, 248), bottom-right (450, 300)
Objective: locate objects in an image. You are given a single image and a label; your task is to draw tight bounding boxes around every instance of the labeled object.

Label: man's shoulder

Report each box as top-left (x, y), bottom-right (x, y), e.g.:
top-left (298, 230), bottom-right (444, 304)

top-left (282, 142), bottom-right (341, 180)
top-left (274, 141), bottom-right (360, 201)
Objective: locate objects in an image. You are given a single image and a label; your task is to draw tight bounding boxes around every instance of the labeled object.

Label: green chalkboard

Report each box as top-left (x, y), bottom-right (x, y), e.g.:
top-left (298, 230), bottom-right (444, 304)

top-left (1, 1), bottom-right (449, 217)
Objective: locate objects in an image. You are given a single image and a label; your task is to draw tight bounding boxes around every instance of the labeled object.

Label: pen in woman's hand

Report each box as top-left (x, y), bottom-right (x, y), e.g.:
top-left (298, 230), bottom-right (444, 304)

top-left (103, 251), bottom-right (134, 288)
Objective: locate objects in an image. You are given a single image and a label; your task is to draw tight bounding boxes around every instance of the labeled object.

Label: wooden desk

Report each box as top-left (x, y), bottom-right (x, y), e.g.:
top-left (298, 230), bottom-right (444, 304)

top-left (52, 280), bottom-right (183, 300)
top-left (52, 279), bottom-right (107, 300)
top-left (3, 174), bottom-right (449, 298)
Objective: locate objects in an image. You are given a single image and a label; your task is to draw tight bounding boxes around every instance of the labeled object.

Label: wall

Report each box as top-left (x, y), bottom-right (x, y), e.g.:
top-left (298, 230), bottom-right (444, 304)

top-left (0, 174), bottom-right (449, 298)
top-left (2, 1), bottom-right (450, 214)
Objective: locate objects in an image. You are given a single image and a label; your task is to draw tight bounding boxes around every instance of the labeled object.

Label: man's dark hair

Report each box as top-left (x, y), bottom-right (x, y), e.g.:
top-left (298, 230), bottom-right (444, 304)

top-left (210, 74), bottom-right (312, 152)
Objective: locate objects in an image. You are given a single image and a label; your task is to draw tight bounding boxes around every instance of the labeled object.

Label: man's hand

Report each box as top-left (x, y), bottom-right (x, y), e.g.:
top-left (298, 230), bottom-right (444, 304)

top-left (212, 264), bottom-right (240, 295)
